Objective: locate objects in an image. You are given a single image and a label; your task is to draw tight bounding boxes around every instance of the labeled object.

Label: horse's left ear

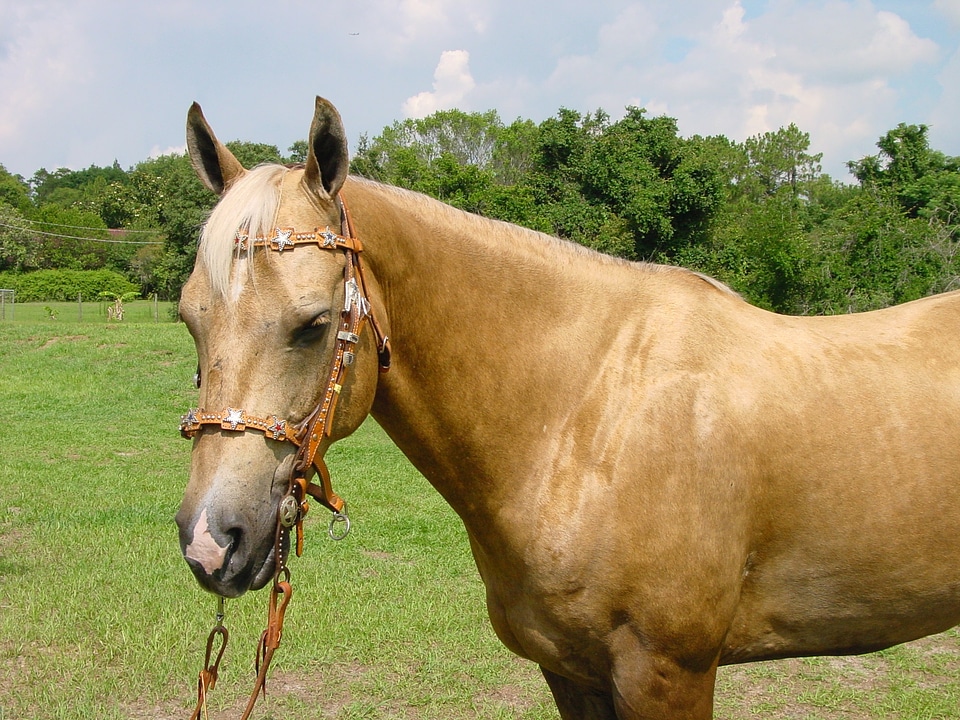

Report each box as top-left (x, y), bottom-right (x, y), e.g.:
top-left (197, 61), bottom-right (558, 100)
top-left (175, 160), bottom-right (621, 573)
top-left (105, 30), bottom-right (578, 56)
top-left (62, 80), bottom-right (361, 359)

top-left (303, 96), bottom-right (349, 200)
top-left (186, 102), bottom-right (246, 195)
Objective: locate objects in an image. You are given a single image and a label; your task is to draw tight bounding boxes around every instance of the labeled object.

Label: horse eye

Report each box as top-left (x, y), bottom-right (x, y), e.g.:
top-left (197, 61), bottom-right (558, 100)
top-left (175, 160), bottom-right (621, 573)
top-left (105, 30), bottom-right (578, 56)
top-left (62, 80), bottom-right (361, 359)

top-left (294, 311), bottom-right (332, 346)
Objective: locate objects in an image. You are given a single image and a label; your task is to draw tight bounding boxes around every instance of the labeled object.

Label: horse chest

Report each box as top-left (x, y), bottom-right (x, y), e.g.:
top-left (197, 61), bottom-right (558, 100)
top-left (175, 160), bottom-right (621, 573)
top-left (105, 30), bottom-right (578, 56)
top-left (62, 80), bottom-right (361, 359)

top-left (483, 575), bottom-right (612, 686)
top-left (469, 531), bottom-right (620, 686)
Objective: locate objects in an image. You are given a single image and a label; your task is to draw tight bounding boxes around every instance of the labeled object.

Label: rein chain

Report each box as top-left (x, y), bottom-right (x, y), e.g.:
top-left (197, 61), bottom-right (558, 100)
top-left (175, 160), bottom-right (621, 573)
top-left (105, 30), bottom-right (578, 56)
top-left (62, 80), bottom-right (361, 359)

top-left (182, 199), bottom-right (389, 720)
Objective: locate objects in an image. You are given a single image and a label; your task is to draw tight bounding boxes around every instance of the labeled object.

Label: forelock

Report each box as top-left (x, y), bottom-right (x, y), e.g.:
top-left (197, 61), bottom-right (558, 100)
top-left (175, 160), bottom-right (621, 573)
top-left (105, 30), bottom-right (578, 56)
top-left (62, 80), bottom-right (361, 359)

top-left (198, 164), bottom-right (287, 296)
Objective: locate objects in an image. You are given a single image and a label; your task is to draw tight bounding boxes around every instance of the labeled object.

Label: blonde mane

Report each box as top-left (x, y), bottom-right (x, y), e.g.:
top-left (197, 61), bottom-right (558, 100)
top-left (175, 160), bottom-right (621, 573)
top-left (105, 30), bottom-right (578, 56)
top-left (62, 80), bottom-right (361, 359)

top-left (350, 177), bottom-right (739, 297)
top-left (199, 164), bottom-right (287, 296)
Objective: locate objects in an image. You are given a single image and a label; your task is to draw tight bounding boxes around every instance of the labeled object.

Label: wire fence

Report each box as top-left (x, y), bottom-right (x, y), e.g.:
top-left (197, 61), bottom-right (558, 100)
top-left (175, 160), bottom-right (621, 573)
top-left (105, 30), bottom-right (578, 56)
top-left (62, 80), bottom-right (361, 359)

top-left (0, 289), bottom-right (13, 320)
top-left (2, 296), bottom-right (177, 323)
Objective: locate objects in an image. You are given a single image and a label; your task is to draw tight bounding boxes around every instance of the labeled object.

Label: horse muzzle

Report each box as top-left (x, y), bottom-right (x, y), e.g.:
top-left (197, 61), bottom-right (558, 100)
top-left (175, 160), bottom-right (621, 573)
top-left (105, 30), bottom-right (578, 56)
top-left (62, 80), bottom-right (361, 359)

top-left (176, 505), bottom-right (284, 598)
top-left (175, 439), bottom-right (296, 597)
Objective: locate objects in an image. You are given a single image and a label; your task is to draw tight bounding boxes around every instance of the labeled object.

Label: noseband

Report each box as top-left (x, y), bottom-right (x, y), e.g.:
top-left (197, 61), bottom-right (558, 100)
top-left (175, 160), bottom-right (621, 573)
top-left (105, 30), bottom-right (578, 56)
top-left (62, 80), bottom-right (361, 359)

top-left (179, 199), bottom-right (391, 532)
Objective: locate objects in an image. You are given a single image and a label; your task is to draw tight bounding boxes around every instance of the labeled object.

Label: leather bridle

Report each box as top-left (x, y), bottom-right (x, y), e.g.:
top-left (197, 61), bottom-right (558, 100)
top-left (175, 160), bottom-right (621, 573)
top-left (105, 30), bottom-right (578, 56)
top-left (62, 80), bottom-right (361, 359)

top-left (182, 198), bottom-right (390, 720)
top-left (179, 199), bottom-right (390, 522)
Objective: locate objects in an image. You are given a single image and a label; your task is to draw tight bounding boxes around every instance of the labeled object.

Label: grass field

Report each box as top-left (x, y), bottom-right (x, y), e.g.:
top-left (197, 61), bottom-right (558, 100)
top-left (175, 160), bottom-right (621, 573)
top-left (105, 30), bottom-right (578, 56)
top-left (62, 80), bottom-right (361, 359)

top-left (1, 321), bottom-right (959, 719)
top-left (1, 299), bottom-right (177, 324)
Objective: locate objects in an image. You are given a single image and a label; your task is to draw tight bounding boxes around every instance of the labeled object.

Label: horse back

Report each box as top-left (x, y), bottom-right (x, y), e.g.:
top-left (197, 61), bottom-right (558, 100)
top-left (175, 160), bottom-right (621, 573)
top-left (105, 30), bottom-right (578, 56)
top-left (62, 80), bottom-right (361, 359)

top-left (673, 288), bottom-right (960, 662)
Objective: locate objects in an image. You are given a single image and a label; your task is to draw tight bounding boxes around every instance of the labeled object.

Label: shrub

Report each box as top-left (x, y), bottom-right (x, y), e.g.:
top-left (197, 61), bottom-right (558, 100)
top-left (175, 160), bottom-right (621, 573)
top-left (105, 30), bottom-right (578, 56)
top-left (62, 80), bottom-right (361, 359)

top-left (0, 269), bottom-right (140, 302)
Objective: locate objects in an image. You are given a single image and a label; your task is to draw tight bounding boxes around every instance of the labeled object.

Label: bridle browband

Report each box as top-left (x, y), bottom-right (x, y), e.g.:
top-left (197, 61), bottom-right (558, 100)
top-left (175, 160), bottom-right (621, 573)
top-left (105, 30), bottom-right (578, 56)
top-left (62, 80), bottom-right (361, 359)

top-left (181, 197), bottom-right (390, 720)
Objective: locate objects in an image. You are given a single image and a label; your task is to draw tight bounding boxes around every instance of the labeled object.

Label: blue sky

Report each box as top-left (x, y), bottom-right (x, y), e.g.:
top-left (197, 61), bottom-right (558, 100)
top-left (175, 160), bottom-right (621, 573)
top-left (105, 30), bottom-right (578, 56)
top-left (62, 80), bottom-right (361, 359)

top-left (1, 0), bottom-right (958, 181)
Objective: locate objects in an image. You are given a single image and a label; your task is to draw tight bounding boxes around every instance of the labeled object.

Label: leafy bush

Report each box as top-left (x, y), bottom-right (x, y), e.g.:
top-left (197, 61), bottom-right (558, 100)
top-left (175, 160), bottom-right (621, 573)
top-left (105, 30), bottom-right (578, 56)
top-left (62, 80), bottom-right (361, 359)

top-left (0, 269), bottom-right (139, 302)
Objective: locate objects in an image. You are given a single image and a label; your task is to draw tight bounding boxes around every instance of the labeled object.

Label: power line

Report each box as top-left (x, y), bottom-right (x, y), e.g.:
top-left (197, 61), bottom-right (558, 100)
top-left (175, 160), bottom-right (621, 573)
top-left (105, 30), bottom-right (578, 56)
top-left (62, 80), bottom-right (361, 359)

top-left (10, 216), bottom-right (162, 234)
top-left (0, 220), bottom-right (164, 245)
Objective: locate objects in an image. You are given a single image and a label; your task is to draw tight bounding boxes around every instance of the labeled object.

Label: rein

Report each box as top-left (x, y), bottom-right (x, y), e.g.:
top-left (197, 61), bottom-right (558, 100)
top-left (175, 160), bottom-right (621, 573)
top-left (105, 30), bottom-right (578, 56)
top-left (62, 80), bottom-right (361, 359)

top-left (181, 199), bottom-right (390, 719)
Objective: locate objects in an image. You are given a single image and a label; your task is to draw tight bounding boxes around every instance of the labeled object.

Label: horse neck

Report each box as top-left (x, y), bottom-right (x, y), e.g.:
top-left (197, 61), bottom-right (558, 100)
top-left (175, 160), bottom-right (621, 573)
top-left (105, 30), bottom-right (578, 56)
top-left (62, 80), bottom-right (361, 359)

top-left (343, 178), bottom-right (645, 520)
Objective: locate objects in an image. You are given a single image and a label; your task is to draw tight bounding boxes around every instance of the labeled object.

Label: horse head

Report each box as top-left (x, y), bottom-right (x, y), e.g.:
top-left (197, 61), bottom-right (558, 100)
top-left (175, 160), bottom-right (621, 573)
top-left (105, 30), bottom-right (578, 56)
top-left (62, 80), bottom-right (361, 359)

top-left (175, 98), bottom-right (385, 598)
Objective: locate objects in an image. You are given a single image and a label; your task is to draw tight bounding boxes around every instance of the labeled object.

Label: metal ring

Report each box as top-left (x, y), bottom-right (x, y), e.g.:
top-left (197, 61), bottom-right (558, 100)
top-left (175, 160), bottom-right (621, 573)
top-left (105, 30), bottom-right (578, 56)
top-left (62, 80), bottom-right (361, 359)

top-left (328, 505), bottom-right (351, 541)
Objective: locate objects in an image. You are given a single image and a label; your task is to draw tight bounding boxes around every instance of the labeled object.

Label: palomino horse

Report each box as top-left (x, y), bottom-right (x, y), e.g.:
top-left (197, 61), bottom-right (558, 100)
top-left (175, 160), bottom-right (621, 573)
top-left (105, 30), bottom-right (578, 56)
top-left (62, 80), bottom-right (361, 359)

top-left (175, 97), bottom-right (960, 719)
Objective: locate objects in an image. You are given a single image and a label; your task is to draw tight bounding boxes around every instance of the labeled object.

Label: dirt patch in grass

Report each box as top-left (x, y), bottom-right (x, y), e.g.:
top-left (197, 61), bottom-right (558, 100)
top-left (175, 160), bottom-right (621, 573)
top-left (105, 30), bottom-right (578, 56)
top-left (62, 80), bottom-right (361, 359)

top-left (35, 334), bottom-right (88, 349)
top-left (122, 658), bottom-right (547, 720)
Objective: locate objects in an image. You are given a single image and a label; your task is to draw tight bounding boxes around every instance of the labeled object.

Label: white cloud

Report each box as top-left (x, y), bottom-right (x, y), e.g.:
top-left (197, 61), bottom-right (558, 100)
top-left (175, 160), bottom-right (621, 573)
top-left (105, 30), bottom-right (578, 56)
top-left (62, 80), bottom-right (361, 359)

top-left (0, 3), bottom-right (94, 150)
top-left (930, 41), bottom-right (960, 153)
top-left (749, 5), bottom-right (938, 83)
top-left (149, 144), bottom-right (187, 159)
top-left (0, 1), bottom-right (956, 183)
top-left (595, 4), bottom-right (659, 62)
top-left (718, 0), bottom-right (748, 40)
top-left (934, 0), bottom-right (960, 26)
top-left (396, 0), bottom-right (457, 43)
top-left (403, 50), bottom-right (477, 118)
top-left (537, 0), bottom-right (943, 177)
top-left (399, 0), bottom-right (489, 36)
top-left (358, 0), bottom-right (490, 57)
top-left (699, 1), bottom-right (937, 169)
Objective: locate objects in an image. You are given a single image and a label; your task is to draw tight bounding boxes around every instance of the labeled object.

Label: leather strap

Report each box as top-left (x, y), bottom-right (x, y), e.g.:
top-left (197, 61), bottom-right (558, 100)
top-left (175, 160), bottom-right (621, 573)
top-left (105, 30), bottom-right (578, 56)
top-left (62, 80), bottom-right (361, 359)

top-left (239, 577), bottom-right (292, 720)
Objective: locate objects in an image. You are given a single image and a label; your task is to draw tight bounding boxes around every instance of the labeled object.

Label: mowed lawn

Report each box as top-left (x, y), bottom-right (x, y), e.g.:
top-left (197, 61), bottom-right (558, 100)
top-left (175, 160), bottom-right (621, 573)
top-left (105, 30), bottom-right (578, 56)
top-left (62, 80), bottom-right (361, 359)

top-left (1, 319), bottom-right (959, 719)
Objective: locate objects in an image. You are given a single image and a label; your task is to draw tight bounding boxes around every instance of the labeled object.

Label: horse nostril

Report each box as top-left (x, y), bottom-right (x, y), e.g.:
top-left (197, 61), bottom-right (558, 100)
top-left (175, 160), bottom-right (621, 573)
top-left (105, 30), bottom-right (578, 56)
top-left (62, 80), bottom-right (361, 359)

top-left (222, 526), bottom-right (243, 562)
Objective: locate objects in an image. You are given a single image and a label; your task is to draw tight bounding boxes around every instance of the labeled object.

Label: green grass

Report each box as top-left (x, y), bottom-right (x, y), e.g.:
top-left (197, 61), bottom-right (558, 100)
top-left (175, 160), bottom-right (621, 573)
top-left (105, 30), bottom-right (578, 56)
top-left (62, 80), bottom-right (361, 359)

top-left (1, 322), bottom-right (959, 719)
top-left (1, 299), bottom-right (176, 323)
top-left (0, 322), bottom-right (554, 719)
top-left (714, 633), bottom-right (960, 719)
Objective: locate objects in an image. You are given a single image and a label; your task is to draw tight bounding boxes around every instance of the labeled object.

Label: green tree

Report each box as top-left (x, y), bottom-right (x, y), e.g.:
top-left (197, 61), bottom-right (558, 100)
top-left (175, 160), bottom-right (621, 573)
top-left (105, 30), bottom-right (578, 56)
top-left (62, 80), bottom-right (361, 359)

top-left (820, 123), bottom-right (960, 311)
top-left (132, 152), bottom-right (212, 300)
top-left (287, 140), bottom-right (309, 164)
top-left (0, 204), bottom-right (37, 271)
top-left (30, 205), bottom-right (129, 271)
top-left (352, 110), bottom-right (511, 215)
top-left (738, 124), bottom-right (823, 199)
top-left (225, 141), bottom-right (285, 168)
top-left (812, 190), bottom-right (948, 312)
top-left (356, 109), bottom-right (504, 173)
top-left (0, 164), bottom-right (32, 213)
top-left (848, 123), bottom-right (960, 220)
top-left (672, 125), bottom-right (831, 313)
top-left (31, 162), bottom-right (129, 207)
top-left (523, 107), bottom-right (724, 260)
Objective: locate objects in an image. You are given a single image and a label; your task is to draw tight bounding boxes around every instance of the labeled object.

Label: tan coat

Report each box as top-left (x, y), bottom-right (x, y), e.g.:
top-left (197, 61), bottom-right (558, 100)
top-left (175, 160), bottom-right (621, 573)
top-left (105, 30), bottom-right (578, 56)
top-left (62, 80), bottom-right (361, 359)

top-left (176, 98), bottom-right (960, 719)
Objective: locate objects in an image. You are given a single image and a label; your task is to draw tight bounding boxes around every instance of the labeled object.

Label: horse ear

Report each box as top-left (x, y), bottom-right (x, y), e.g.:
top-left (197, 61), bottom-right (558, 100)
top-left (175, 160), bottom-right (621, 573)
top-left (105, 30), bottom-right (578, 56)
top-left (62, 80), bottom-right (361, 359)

top-left (186, 102), bottom-right (246, 196)
top-left (303, 96), bottom-right (349, 200)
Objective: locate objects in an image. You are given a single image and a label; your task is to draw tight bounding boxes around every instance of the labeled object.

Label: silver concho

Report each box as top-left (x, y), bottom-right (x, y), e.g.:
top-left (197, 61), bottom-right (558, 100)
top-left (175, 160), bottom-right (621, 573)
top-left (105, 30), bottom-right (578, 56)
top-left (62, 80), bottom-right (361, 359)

top-left (267, 416), bottom-right (287, 440)
top-left (320, 227), bottom-right (340, 248)
top-left (274, 228), bottom-right (295, 251)
top-left (223, 407), bottom-right (244, 430)
top-left (278, 494), bottom-right (300, 528)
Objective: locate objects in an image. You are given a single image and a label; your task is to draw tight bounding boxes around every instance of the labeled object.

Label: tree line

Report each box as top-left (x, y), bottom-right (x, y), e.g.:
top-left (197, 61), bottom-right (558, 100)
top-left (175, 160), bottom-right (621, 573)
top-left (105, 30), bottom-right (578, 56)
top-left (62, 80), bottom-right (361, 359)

top-left (1, 107), bottom-right (958, 314)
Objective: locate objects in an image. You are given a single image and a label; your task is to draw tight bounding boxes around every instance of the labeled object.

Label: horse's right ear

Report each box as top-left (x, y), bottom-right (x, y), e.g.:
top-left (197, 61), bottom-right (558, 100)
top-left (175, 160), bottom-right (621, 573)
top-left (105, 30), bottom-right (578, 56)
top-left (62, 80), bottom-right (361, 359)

top-left (302, 96), bottom-right (349, 201)
top-left (186, 102), bottom-right (246, 195)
